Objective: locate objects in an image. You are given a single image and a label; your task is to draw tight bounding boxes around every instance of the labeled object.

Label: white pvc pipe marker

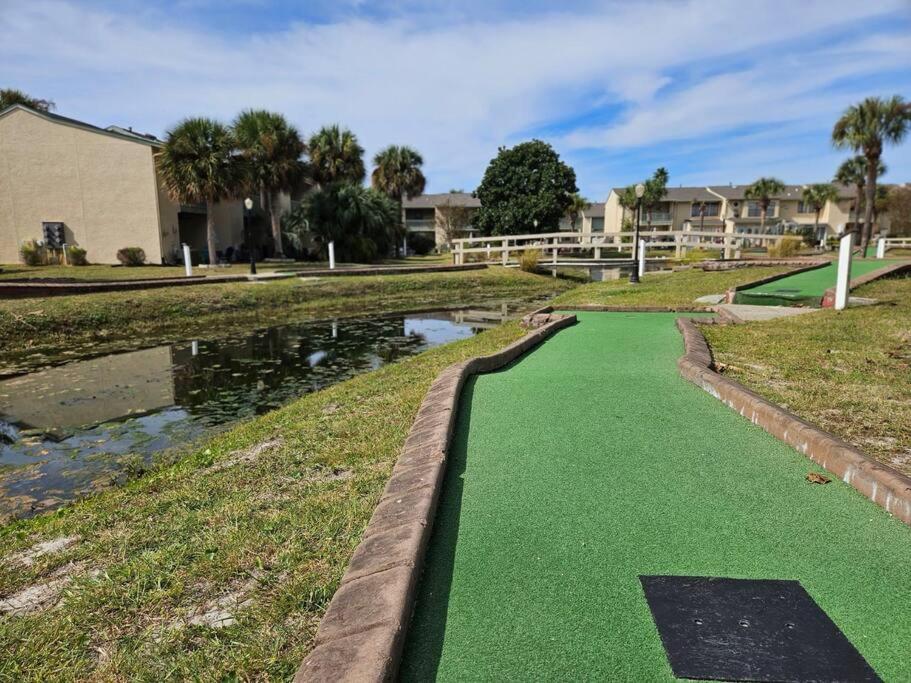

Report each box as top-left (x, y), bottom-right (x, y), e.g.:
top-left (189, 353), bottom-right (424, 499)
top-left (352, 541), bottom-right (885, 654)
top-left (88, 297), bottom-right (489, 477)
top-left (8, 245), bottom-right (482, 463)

top-left (328, 241), bottom-right (336, 270)
top-left (638, 239), bottom-right (646, 279)
top-left (182, 243), bottom-right (192, 277)
top-left (876, 238), bottom-right (886, 259)
top-left (834, 232), bottom-right (853, 311)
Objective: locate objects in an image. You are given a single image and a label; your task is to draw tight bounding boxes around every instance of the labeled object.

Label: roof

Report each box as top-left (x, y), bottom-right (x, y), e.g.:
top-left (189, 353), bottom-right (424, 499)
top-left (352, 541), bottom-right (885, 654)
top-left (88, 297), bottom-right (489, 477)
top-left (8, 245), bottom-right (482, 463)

top-left (403, 192), bottom-right (481, 209)
top-left (610, 186), bottom-right (719, 202)
top-left (0, 104), bottom-right (163, 147)
top-left (581, 202), bottom-right (604, 218)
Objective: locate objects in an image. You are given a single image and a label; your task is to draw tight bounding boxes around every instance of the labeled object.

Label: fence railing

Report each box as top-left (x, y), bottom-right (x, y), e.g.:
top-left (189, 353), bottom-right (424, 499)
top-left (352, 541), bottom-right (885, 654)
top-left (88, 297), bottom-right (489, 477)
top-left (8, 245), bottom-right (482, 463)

top-left (451, 230), bottom-right (794, 265)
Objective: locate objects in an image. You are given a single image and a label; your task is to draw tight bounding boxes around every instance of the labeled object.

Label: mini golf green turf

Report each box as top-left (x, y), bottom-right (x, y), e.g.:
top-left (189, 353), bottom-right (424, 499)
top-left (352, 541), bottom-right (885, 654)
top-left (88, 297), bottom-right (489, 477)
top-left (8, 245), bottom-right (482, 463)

top-left (400, 312), bottom-right (911, 681)
top-left (733, 259), bottom-right (900, 306)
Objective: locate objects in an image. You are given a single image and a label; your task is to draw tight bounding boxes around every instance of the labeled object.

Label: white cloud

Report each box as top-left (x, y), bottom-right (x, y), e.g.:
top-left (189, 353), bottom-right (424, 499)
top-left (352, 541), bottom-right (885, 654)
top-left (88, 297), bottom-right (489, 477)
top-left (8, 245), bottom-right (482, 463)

top-left (1, 0), bottom-right (908, 194)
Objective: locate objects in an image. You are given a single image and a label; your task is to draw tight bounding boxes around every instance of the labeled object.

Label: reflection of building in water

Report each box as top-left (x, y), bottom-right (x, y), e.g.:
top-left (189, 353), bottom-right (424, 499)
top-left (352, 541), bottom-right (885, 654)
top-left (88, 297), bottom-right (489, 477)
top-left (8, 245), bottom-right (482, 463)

top-left (0, 346), bottom-right (175, 436)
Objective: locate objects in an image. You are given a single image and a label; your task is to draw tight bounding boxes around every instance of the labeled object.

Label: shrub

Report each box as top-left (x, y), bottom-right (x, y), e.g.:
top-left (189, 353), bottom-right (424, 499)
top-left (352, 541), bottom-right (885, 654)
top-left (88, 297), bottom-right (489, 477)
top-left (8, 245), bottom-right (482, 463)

top-left (518, 248), bottom-right (540, 272)
top-left (117, 247), bottom-right (146, 266)
top-left (767, 236), bottom-right (802, 258)
top-left (20, 239), bottom-right (44, 266)
top-left (68, 246), bottom-right (88, 266)
top-left (408, 233), bottom-right (435, 256)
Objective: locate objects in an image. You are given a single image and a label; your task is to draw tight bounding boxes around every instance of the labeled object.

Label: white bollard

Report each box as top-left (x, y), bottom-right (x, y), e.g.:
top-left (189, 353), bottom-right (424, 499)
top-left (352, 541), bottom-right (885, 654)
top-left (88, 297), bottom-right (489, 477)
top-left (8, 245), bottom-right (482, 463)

top-left (552, 238), bottom-right (558, 266)
top-left (486, 243), bottom-right (491, 261)
top-left (62, 244), bottom-right (69, 266)
top-left (834, 232), bottom-right (853, 311)
top-left (332, 321), bottom-right (338, 339)
top-left (403, 235), bottom-right (408, 256)
top-left (328, 241), bottom-right (336, 270)
top-left (638, 238), bottom-right (646, 279)
top-left (191, 340), bottom-right (199, 356)
top-left (182, 243), bottom-right (192, 277)
top-left (876, 237), bottom-right (886, 259)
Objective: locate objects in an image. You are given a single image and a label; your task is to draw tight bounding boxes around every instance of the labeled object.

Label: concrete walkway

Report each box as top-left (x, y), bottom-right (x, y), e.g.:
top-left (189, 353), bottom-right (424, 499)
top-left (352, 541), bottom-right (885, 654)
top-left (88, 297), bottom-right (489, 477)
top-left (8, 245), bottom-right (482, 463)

top-left (718, 303), bottom-right (819, 322)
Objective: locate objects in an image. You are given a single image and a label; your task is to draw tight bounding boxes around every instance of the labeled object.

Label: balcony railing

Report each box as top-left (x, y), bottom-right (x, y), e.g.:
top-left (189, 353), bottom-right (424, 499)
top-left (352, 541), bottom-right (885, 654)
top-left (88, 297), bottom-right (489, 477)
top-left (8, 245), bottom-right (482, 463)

top-left (644, 211), bottom-right (672, 222)
top-left (405, 219), bottom-right (436, 231)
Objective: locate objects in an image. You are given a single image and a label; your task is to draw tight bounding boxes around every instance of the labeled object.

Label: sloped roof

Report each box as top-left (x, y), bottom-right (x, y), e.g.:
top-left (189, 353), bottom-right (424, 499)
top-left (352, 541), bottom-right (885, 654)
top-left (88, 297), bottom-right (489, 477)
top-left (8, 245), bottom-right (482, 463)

top-left (403, 192), bottom-right (481, 208)
top-left (0, 104), bottom-right (163, 147)
top-left (582, 202), bottom-right (604, 217)
top-left (707, 183), bottom-right (856, 200)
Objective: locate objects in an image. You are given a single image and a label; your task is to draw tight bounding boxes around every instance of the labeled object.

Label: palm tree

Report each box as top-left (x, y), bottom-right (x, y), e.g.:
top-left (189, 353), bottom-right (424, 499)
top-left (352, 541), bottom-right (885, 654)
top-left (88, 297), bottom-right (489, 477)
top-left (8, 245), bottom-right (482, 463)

top-left (801, 183), bottom-right (839, 244)
top-left (308, 125), bottom-right (365, 188)
top-left (744, 177), bottom-right (786, 232)
top-left (833, 95), bottom-right (911, 250)
top-left (565, 193), bottom-right (587, 231)
top-left (371, 145), bottom-right (426, 255)
top-left (643, 167), bottom-right (669, 230)
top-left (834, 155), bottom-right (886, 237)
top-left (0, 88), bottom-right (54, 112)
top-left (304, 183), bottom-right (399, 262)
top-left (157, 118), bottom-right (240, 266)
top-left (233, 110), bottom-right (306, 258)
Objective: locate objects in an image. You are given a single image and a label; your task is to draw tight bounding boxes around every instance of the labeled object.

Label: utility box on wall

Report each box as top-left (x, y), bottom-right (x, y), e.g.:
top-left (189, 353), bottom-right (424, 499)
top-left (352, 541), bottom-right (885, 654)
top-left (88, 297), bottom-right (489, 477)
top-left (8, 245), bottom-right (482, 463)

top-left (42, 221), bottom-right (66, 249)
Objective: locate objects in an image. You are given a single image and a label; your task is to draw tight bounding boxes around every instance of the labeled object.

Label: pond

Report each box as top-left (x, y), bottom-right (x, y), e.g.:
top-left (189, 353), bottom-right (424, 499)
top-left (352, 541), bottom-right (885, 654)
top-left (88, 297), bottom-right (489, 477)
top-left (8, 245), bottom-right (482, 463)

top-left (0, 305), bottom-right (519, 519)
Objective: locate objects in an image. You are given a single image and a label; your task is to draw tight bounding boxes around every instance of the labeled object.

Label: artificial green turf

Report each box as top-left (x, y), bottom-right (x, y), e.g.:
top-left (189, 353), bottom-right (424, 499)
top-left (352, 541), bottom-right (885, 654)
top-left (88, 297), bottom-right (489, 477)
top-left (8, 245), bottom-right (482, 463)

top-left (733, 259), bottom-right (899, 305)
top-left (400, 312), bottom-right (911, 681)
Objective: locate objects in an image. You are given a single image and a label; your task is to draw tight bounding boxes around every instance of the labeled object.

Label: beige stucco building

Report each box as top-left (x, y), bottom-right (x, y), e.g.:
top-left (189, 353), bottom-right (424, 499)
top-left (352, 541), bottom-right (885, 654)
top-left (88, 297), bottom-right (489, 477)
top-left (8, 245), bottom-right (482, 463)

top-left (602, 183), bottom-right (863, 242)
top-left (0, 105), bottom-right (244, 264)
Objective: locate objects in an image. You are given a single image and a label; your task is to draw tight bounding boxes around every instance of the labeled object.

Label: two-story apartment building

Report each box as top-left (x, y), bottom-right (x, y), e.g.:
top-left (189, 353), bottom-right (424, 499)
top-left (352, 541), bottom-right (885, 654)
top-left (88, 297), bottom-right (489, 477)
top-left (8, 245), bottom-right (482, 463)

top-left (0, 104), bottom-right (245, 264)
top-left (603, 183), bottom-right (860, 242)
top-left (402, 192), bottom-right (481, 248)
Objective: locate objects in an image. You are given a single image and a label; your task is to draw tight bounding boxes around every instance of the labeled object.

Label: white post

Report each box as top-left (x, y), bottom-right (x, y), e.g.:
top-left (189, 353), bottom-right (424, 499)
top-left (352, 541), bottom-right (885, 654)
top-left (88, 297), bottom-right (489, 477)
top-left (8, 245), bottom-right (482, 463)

top-left (638, 238), bottom-right (646, 279)
top-left (876, 237), bottom-right (886, 259)
top-left (486, 243), bottom-right (491, 262)
top-left (182, 243), bottom-right (192, 277)
top-left (552, 237), bottom-right (558, 266)
top-left (62, 243), bottom-right (68, 266)
top-left (328, 241), bottom-right (336, 270)
top-left (403, 235), bottom-right (408, 256)
top-left (502, 239), bottom-right (508, 266)
top-left (332, 321), bottom-right (338, 339)
top-left (191, 340), bottom-right (199, 356)
top-left (835, 232), bottom-right (853, 311)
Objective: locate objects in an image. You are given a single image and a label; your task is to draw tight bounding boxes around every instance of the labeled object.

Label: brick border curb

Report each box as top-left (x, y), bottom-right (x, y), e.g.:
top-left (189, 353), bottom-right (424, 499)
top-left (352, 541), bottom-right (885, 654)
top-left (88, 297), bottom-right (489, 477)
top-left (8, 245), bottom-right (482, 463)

top-left (294, 312), bottom-right (576, 682)
top-left (699, 258), bottom-right (826, 272)
top-left (676, 316), bottom-right (911, 526)
top-left (820, 260), bottom-right (911, 307)
top-left (723, 261), bottom-right (829, 304)
top-left (291, 263), bottom-right (487, 278)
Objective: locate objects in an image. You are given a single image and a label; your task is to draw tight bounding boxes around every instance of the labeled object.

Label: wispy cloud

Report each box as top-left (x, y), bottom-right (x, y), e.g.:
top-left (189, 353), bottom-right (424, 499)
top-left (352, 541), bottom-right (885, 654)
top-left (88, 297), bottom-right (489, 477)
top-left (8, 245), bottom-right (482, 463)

top-left (1, 0), bottom-right (908, 196)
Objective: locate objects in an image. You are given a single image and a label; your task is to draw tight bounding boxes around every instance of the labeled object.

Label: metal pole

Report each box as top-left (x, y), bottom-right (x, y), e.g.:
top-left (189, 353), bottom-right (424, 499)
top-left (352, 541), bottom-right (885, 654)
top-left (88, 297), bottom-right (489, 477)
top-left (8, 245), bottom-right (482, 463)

top-left (630, 200), bottom-right (641, 284)
top-left (245, 207), bottom-right (256, 275)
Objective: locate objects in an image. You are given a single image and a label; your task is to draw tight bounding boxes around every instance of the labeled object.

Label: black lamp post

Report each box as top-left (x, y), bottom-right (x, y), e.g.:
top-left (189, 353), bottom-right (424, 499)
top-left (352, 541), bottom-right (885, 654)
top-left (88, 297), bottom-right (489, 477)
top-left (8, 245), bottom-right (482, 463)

top-left (630, 182), bottom-right (645, 284)
top-left (244, 197), bottom-right (256, 275)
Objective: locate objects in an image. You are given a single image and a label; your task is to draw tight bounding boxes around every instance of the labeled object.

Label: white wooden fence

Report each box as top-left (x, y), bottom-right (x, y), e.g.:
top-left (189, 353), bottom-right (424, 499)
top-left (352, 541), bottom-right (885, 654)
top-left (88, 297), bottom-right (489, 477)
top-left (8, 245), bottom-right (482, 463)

top-left (451, 230), bottom-right (796, 266)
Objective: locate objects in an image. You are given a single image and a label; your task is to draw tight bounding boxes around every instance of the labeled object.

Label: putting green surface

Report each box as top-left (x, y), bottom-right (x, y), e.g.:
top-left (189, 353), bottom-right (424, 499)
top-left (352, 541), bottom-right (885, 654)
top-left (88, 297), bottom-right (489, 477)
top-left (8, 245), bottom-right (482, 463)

top-left (400, 312), bottom-right (911, 681)
top-left (733, 259), bottom-right (899, 306)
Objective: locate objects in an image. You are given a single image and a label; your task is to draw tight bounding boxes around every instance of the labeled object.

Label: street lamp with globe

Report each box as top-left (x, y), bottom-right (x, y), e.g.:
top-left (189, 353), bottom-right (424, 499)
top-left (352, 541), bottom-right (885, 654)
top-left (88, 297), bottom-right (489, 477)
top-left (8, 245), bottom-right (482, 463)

top-left (630, 182), bottom-right (645, 284)
top-left (244, 197), bottom-right (256, 275)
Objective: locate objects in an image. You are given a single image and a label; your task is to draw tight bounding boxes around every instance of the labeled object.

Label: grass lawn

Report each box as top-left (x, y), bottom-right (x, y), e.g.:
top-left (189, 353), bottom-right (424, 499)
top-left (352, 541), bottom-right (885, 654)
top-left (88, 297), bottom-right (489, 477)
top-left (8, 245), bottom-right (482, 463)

top-left (552, 264), bottom-right (794, 308)
top-left (0, 322), bottom-right (532, 681)
top-left (0, 267), bottom-right (573, 370)
top-left (402, 312), bottom-right (911, 680)
top-left (705, 273), bottom-right (911, 477)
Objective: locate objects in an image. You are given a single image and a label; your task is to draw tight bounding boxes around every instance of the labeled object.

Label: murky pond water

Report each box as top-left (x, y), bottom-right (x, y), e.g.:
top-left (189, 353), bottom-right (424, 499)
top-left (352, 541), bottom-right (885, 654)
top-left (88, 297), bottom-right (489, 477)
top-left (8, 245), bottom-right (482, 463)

top-left (0, 306), bottom-right (518, 518)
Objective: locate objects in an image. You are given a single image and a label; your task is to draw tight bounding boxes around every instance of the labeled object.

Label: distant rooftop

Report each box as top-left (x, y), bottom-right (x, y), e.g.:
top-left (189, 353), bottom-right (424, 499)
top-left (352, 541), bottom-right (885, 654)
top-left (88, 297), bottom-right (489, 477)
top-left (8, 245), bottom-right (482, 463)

top-left (609, 183), bottom-right (857, 202)
top-left (403, 192), bottom-right (481, 208)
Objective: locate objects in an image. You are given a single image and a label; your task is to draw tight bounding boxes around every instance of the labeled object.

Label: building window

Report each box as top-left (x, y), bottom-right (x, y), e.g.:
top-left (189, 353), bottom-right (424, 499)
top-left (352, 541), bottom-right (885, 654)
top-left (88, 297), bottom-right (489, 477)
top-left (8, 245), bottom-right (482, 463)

top-left (590, 217), bottom-right (604, 232)
top-left (690, 202), bottom-right (720, 217)
top-left (746, 201), bottom-right (776, 218)
top-left (797, 200), bottom-right (815, 214)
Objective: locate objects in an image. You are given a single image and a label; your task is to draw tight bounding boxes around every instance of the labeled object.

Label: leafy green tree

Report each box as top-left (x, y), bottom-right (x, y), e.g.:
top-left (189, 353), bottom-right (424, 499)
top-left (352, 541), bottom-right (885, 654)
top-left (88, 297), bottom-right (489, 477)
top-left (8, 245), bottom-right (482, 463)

top-left (157, 118), bottom-right (241, 265)
top-left (371, 145), bottom-right (426, 254)
top-left (565, 193), bottom-right (588, 231)
top-left (303, 183), bottom-right (398, 262)
top-left (833, 95), bottom-right (911, 249)
top-left (308, 125), bottom-right (365, 188)
top-left (233, 110), bottom-right (306, 258)
top-left (474, 140), bottom-right (577, 236)
top-left (0, 88), bottom-right (54, 112)
top-left (801, 183), bottom-right (839, 242)
top-left (744, 177), bottom-right (786, 232)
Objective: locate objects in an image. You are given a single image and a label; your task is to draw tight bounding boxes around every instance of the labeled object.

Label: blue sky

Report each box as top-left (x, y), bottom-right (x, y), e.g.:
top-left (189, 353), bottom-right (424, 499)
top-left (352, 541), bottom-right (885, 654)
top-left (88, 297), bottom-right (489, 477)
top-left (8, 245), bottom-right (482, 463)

top-left (2, 0), bottom-right (910, 199)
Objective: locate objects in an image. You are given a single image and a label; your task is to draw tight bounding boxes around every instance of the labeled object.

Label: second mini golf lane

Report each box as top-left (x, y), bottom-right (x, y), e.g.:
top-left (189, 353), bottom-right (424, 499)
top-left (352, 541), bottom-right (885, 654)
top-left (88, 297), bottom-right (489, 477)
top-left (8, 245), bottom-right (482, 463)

top-left (400, 312), bottom-right (911, 681)
top-left (733, 259), bottom-right (900, 306)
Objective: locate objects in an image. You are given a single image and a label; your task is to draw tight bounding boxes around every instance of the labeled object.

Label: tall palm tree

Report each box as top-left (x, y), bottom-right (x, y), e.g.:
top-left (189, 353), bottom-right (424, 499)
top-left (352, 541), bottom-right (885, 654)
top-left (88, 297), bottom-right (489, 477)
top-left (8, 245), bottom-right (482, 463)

top-left (233, 110), bottom-right (306, 258)
top-left (643, 167), bottom-right (669, 230)
top-left (833, 156), bottom-right (887, 237)
top-left (371, 145), bottom-right (426, 255)
top-left (833, 95), bottom-right (911, 250)
top-left (744, 177), bottom-right (786, 232)
top-left (308, 125), bottom-right (365, 188)
top-left (565, 193), bottom-right (587, 231)
top-left (801, 183), bottom-right (839, 244)
top-left (157, 118), bottom-right (240, 266)
top-left (0, 88), bottom-right (54, 112)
